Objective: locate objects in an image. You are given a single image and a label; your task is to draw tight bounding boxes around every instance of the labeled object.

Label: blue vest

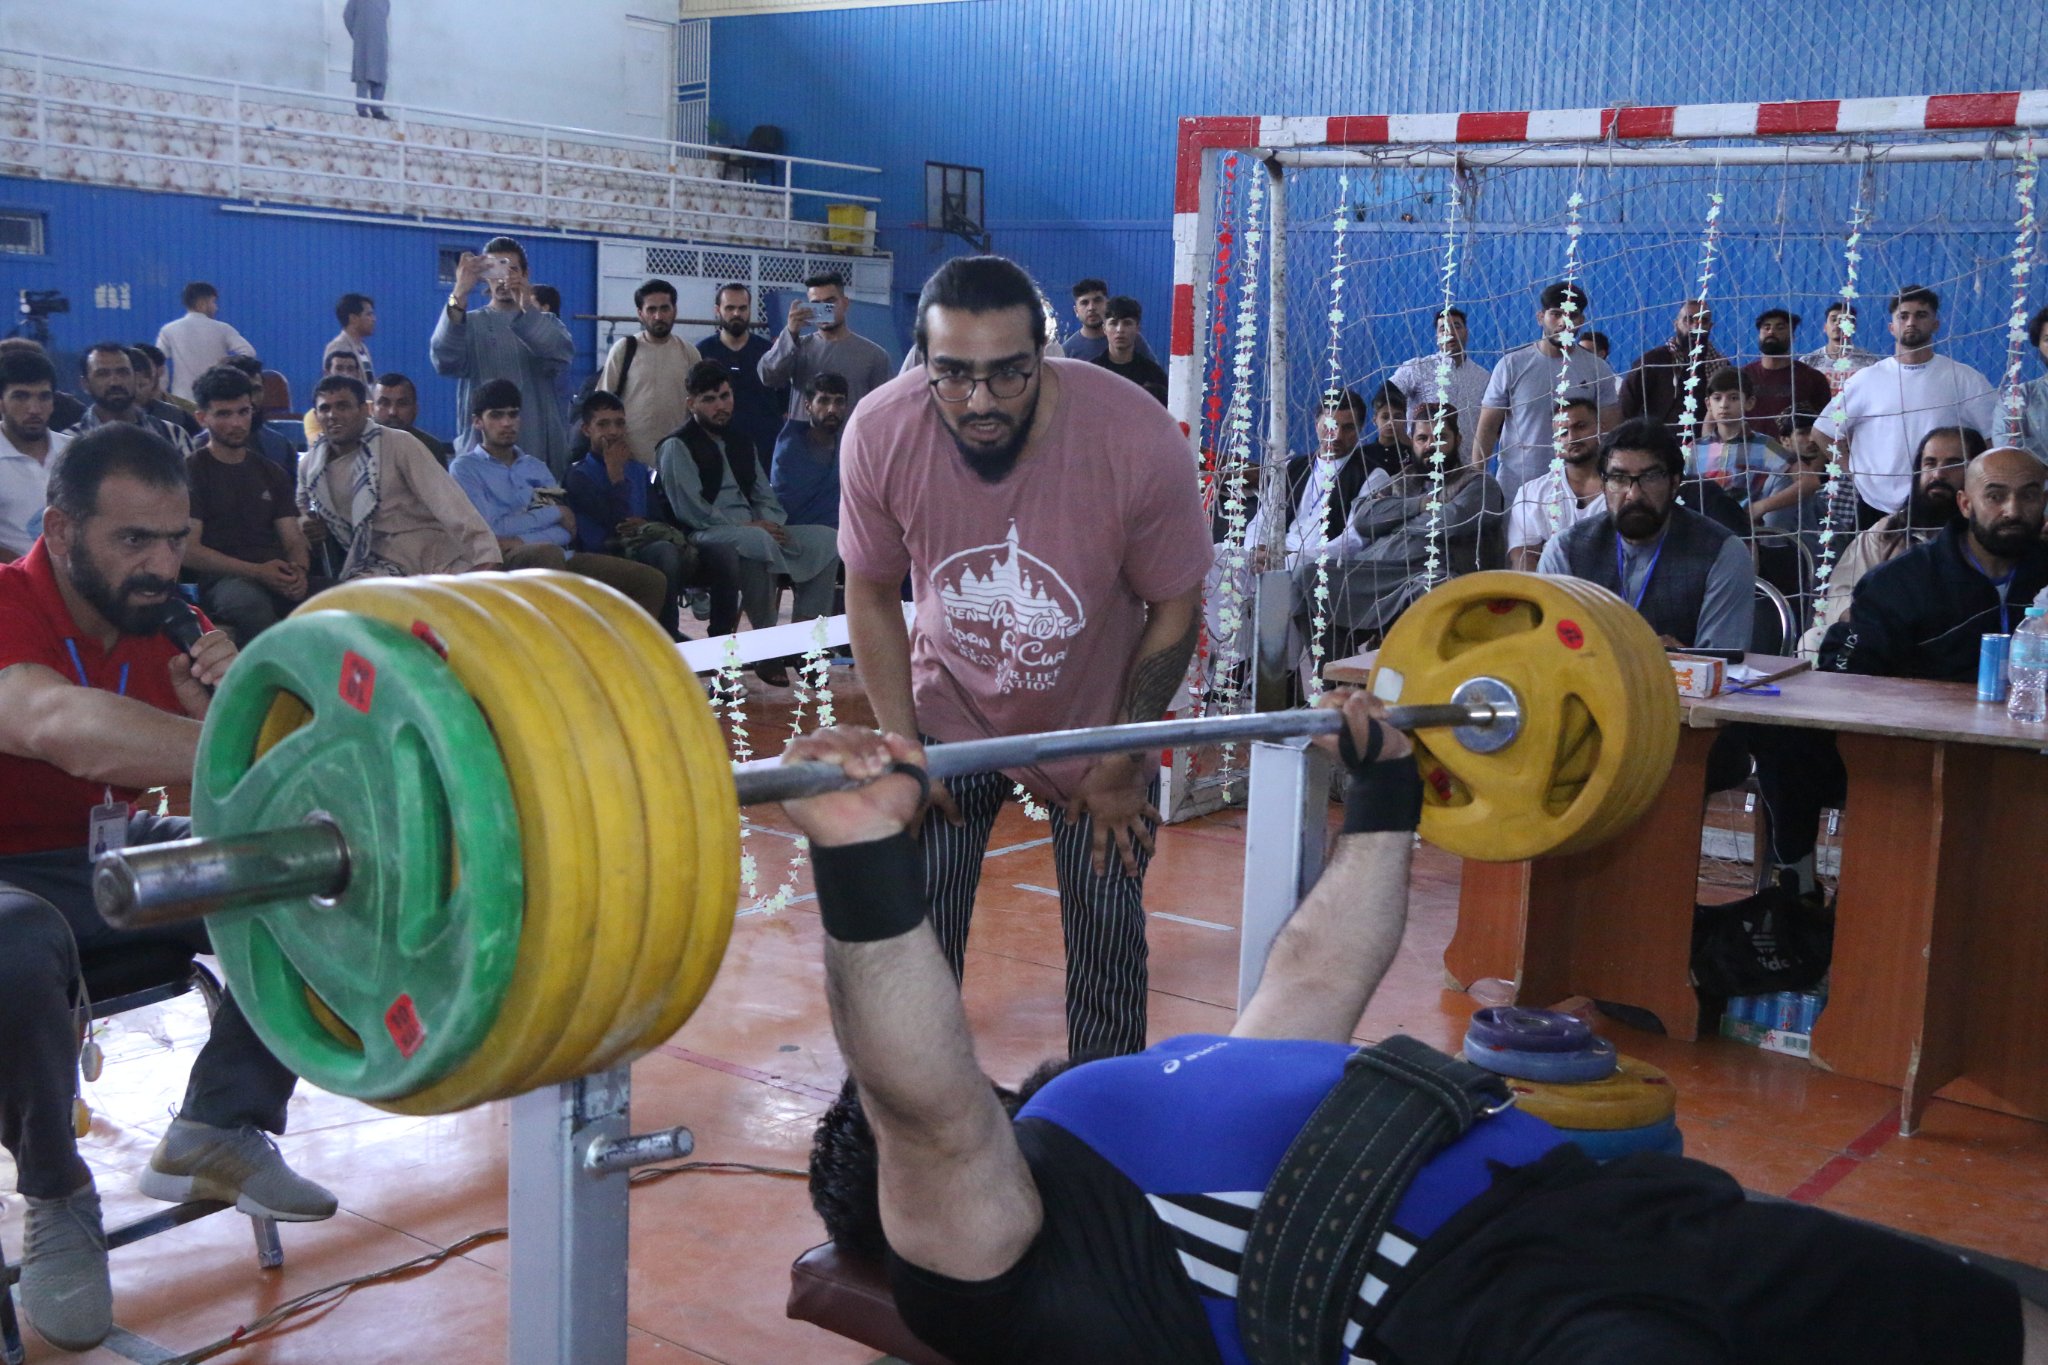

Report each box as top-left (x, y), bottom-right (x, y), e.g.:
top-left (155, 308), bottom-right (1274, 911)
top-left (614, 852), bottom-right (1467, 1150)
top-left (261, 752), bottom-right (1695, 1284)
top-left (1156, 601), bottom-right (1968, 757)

top-left (1018, 1034), bottom-right (1567, 1365)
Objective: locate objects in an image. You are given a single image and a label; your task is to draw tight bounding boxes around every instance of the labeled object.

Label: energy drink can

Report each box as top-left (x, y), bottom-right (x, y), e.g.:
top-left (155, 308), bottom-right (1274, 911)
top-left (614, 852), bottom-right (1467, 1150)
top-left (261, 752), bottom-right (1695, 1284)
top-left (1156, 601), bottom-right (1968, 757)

top-left (1979, 634), bottom-right (2010, 703)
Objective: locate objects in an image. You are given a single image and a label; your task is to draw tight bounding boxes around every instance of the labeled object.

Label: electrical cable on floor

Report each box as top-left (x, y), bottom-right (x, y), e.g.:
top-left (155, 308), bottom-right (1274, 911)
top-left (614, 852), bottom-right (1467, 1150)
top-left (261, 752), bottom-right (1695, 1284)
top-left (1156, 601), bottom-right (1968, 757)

top-left (155, 1160), bottom-right (807, 1363)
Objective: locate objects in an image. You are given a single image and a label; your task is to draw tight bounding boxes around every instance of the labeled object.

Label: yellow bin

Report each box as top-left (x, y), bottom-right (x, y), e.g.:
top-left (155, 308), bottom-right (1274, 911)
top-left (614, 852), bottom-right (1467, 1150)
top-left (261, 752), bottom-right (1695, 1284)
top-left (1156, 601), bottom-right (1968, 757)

top-left (826, 203), bottom-right (871, 248)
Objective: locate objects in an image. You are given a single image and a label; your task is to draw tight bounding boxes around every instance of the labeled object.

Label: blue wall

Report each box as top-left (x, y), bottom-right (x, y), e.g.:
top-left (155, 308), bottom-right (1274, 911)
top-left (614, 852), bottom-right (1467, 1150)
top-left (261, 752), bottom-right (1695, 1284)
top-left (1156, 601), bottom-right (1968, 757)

top-left (708, 0), bottom-right (2048, 427)
top-left (0, 177), bottom-right (601, 440)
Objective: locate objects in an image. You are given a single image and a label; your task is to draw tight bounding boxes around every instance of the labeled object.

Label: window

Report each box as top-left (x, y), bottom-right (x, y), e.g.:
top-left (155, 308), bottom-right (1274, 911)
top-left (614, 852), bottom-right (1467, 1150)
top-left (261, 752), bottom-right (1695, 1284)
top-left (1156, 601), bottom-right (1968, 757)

top-left (437, 247), bottom-right (466, 286)
top-left (0, 210), bottom-right (46, 256)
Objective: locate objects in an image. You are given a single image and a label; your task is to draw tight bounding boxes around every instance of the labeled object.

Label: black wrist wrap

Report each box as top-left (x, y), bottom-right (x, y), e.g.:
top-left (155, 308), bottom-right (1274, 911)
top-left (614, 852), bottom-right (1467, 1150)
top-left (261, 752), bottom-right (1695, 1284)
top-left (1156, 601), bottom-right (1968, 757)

top-left (813, 832), bottom-right (929, 942)
top-left (1336, 722), bottom-right (1425, 834)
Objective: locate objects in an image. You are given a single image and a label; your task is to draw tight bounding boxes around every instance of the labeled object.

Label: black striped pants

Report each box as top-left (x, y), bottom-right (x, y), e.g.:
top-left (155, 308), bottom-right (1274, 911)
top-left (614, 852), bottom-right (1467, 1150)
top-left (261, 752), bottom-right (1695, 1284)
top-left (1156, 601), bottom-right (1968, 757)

top-left (918, 762), bottom-right (1158, 1061)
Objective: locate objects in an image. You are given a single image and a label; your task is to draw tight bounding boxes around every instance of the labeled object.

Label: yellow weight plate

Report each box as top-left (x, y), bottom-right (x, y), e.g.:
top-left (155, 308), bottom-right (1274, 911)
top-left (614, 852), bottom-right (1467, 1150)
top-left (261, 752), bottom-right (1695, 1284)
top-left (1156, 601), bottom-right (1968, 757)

top-left (484, 574), bottom-right (691, 1063)
top-left (1507, 1054), bottom-right (1678, 1130)
top-left (1372, 571), bottom-right (1678, 862)
top-left (298, 578), bottom-right (600, 1114)
top-left (541, 573), bottom-right (739, 1057)
top-left (435, 576), bottom-right (647, 1092)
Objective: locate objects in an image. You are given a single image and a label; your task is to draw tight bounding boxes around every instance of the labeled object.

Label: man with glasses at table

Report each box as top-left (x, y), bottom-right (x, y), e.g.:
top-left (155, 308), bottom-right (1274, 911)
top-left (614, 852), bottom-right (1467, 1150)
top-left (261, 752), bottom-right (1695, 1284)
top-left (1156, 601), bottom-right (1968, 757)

top-left (839, 255), bottom-right (1213, 1063)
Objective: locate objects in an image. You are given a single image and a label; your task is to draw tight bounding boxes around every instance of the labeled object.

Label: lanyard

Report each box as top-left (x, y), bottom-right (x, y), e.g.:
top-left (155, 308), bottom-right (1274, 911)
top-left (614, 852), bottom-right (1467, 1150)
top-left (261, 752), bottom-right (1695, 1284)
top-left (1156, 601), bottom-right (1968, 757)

top-left (1616, 532), bottom-right (1667, 613)
top-left (63, 639), bottom-right (128, 697)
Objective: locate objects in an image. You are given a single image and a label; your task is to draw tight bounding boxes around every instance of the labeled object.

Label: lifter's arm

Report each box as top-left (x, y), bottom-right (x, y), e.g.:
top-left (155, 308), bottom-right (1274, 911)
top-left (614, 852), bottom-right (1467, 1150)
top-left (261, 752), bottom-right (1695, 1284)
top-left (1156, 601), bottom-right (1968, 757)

top-left (786, 729), bottom-right (1042, 1281)
top-left (1232, 690), bottom-right (1421, 1044)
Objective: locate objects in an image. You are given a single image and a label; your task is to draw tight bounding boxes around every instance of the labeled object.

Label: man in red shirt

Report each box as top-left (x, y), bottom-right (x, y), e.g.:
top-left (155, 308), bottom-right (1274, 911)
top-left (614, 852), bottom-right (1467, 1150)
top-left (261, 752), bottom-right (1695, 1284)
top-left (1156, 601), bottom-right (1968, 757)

top-left (0, 425), bottom-right (335, 1353)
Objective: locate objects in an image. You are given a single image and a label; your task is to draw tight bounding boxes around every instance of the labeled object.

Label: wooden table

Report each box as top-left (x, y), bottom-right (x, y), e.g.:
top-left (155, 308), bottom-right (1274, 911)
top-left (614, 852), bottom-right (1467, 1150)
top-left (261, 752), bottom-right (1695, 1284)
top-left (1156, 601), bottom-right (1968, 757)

top-left (1324, 650), bottom-right (2048, 1131)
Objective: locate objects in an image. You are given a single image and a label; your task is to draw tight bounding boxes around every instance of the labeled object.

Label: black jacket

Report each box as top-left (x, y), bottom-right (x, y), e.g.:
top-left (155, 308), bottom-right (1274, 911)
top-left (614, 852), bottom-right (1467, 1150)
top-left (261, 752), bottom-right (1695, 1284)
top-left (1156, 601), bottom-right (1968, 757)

top-left (1817, 521), bottom-right (2048, 680)
top-left (1279, 443), bottom-right (1407, 542)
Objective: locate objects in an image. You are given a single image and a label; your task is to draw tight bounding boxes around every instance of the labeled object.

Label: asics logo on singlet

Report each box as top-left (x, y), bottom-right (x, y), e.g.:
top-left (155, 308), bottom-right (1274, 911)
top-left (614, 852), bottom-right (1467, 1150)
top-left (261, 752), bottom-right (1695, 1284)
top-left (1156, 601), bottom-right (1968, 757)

top-left (1162, 1042), bottom-right (1228, 1074)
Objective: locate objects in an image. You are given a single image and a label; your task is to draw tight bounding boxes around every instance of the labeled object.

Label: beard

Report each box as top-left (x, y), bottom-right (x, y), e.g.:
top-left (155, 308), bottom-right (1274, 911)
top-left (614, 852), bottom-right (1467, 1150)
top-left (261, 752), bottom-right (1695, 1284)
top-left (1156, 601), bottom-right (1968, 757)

top-left (94, 386), bottom-right (136, 415)
top-left (1971, 512), bottom-right (2039, 560)
top-left (947, 401), bottom-right (1038, 484)
top-left (1897, 325), bottom-right (1932, 349)
top-left (1758, 336), bottom-right (1790, 356)
top-left (1905, 483), bottom-right (1957, 528)
top-left (68, 543), bottom-right (179, 635)
top-left (1614, 501), bottom-right (1669, 541)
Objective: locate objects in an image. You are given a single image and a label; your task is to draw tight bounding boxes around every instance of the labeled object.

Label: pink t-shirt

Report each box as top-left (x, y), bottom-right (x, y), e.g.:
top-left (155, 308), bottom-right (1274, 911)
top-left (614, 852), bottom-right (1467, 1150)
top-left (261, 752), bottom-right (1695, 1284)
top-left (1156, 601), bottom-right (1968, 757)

top-left (839, 359), bottom-right (1214, 801)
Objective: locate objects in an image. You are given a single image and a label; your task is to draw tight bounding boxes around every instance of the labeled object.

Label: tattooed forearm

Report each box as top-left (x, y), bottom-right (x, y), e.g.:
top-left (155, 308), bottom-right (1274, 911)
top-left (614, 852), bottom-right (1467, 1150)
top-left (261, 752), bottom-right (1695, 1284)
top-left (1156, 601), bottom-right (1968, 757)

top-left (1121, 615), bottom-right (1200, 725)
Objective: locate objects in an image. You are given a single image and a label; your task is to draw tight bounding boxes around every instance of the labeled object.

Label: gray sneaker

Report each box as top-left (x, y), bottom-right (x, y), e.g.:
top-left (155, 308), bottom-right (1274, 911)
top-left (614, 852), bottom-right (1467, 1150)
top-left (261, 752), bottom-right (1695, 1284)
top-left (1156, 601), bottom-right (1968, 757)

top-left (138, 1118), bottom-right (338, 1222)
top-left (20, 1182), bottom-right (112, 1352)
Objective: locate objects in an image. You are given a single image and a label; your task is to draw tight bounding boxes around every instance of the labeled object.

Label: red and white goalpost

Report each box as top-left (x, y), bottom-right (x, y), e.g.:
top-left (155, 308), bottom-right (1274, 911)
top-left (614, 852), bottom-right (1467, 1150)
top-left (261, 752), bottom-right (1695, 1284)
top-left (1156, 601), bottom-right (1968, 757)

top-left (1159, 90), bottom-right (2046, 820)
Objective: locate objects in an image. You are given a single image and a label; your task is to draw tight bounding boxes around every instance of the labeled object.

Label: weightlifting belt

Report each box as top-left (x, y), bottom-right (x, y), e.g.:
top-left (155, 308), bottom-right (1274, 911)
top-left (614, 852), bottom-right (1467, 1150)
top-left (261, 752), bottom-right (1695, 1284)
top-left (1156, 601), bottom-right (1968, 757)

top-left (1235, 1035), bottom-right (1513, 1365)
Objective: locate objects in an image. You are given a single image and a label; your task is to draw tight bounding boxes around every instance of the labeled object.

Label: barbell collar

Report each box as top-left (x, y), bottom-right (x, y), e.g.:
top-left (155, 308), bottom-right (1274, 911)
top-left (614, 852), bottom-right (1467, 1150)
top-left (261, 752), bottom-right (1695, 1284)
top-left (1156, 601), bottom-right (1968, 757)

top-left (91, 700), bottom-right (1513, 931)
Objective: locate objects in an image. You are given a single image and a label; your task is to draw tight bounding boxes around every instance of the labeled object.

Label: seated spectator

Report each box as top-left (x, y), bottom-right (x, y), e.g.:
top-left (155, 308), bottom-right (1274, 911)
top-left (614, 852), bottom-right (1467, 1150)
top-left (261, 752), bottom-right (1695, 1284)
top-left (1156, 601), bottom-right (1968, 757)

top-left (73, 343), bottom-right (192, 454)
top-left (222, 355), bottom-right (299, 475)
top-left (1690, 368), bottom-right (1788, 506)
top-left (303, 350), bottom-right (367, 446)
top-left (432, 237), bottom-right (577, 478)
top-left (1391, 306), bottom-right (1489, 441)
top-left (1, 347), bottom-right (69, 561)
top-left (1245, 388), bottom-right (1387, 574)
top-left (1295, 404), bottom-right (1502, 653)
top-left (128, 344), bottom-right (201, 435)
top-left (566, 390), bottom-right (740, 640)
top-left (2019, 305), bottom-right (2048, 459)
top-left (1797, 425), bottom-right (1980, 656)
top-left (448, 380), bottom-right (670, 623)
top-left (770, 372), bottom-right (849, 528)
top-left (1620, 298), bottom-right (1730, 435)
top-left (0, 424), bottom-right (334, 1354)
top-left (1753, 414), bottom-right (1829, 539)
top-left (0, 340), bottom-right (85, 433)
top-left (1537, 417), bottom-right (1750, 651)
top-left (657, 360), bottom-right (841, 683)
top-left (1089, 296), bottom-right (1168, 405)
top-left (370, 372), bottom-right (453, 466)
top-left (1742, 307), bottom-right (1832, 433)
top-left (296, 375), bottom-right (499, 579)
top-left (1505, 396), bottom-right (1604, 570)
top-left (183, 367), bottom-right (318, 642)
top-left (152, 281), bottom-right (255, 403)
top-left (1577, 328), bottom-right (1610, 363)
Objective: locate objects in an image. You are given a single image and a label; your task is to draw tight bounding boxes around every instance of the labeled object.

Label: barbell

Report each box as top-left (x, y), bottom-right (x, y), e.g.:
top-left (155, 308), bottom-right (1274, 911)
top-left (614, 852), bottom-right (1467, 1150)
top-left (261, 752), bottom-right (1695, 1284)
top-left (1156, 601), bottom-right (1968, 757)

top-left (89, 569), bottom-right (1678, 1114)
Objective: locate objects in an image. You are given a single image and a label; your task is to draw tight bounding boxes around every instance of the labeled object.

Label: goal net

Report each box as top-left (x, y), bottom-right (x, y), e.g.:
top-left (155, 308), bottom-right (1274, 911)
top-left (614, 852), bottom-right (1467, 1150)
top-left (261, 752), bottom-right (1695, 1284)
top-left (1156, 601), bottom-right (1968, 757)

top-left (1161, 93), bottom-right (2046, 818)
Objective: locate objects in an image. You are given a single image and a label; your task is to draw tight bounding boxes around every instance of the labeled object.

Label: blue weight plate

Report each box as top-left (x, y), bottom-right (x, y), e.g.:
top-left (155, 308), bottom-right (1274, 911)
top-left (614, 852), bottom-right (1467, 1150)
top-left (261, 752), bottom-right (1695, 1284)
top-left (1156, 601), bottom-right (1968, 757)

top-left (1463, 1032), bottom-right (1619, 1083)
top-left (1466, 1006), bottom-right (1595, 1053)
top-left (1562, 1118), bottom-right (1684, 1162)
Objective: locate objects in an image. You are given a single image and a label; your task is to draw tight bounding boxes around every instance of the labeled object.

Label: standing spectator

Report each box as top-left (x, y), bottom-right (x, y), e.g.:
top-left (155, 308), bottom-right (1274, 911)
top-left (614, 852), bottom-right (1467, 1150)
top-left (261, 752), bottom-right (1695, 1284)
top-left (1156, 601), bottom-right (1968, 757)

top-left (1815, 284), bottom-right (1999, 526)
top-left (1063, 277), bottom-right (1158, 365)
top-left (1619, 298), bottom-right (1729, 434)
top-left (0, 340), bottom-right (84, 434)
top-left (343, 0), bottom-right (390, 118)
top-left (841, 255), bottom-right (1212, 1059)
top-left (1800, 299), bottom-right (1882, 392)
top-left (1505, 396), bottom-right (1605, 570)
top-left (1689, 368), bottom-right (1789, 507)
top-left (431, 235), bottom-right (577, 479)
top-left (296, 376), bottom-right (499, 579)
top-left (303, 350), bottom-right (367, 447)
top-left (222, 355), bottom-right (298, 476)
top-left (657, 361), bottom-right (840, 678)
top-left (370, 372), bottom-right (453, 465)
top-left (128, 345), bottom-right (201, 430)
top-left (328, 294), bottom-right (376, 376)
top-left (770, 372), bottom-right (849, 528)
top-left (1577, 329), bottom-right (1611, 363)
top-left (0, 348), bottom-right (68, 560)
top-left (448, 379), bottom-right (669, 622)
top-left (759, 271), bottom-right (892, 420)
top-left (72, 344), bottom-right (192, 454)
top-left (1473, 282), bottom-right (1621, 500)
top-left (599, 279), bottom-right (701, 464)
top-left (566, 390), bottom-right (736, 640)
top-left (697, 282), bottom-right (785, 457)
top-left (1742, 307), bottom-right (1831, 434)
top-left (2015, 305), bottom-right (2048, 459)
top-left (182, 367), bottom-right (315, 642)
top-left (153, 283), bottom-right (255, 403)
top-left (1090, 296), bottom-right (1168, 405)
top-left (1391, 306), bottom-right (1488, 442)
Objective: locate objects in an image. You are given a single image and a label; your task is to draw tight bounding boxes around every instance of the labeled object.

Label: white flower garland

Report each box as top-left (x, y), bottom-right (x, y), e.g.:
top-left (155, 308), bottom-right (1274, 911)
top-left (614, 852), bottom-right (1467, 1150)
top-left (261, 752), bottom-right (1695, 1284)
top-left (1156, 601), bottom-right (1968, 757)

top-left (1425, 172), bottom-right (1469, 587)
top-left (1305, 170), bottom-right (1352, 701)
top-left (1674, 184), bottom-right (1726, 469)
top-left (1817, 197), bottom-right (1870, 575)
top-left (1538, 184), bottom-right (1587, 542)
top-left (715, 636), bottom-right (759, 898)
top-left (1997, 146), bottom-right (2041, 447)
top-left (1211, 159), bottom-right (1266, 785)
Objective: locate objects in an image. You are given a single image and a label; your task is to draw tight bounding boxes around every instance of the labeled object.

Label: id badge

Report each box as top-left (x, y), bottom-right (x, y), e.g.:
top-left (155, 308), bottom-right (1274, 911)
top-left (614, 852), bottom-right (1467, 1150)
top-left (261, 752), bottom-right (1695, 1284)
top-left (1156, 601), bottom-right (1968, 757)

top-left (88, 801), bottom-right (131, 858)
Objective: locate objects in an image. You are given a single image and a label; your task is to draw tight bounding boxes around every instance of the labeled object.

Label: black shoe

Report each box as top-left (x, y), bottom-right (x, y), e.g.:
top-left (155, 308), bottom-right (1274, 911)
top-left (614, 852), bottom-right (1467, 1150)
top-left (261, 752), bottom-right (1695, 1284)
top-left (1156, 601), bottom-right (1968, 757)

top-left (753, 658), bottom-right (790, 688)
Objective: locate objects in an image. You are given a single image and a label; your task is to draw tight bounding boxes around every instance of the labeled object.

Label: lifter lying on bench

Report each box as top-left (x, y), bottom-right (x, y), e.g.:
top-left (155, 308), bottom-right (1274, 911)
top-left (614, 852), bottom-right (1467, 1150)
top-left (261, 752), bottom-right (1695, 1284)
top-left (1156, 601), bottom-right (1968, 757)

top-left (779, 693), bottom-right (2047, 1365)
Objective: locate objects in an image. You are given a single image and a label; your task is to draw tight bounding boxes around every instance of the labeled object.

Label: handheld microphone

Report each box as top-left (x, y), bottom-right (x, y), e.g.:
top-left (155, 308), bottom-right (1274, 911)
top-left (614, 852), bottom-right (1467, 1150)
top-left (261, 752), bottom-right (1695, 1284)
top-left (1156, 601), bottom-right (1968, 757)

top-left (156, 597), bottom-right (214, 693)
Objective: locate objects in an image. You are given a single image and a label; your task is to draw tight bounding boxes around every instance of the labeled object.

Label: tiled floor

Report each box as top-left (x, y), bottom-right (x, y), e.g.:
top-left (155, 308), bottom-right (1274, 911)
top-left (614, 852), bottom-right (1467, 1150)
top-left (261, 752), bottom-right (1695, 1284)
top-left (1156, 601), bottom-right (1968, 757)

top-left (5, 665), bottom-right (2045, 1362)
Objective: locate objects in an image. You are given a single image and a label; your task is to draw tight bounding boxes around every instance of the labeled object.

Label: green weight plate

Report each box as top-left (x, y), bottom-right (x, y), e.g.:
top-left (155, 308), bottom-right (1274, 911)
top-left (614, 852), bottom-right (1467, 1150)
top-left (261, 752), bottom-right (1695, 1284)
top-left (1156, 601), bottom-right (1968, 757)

top-left (193, 612), bottom-right (524, 1100)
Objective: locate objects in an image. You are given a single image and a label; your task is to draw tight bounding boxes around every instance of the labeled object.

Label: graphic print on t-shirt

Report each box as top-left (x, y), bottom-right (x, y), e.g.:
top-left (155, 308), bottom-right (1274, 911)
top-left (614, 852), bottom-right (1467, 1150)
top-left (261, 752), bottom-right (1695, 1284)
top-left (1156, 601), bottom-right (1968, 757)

top-left (931, 521), bottom-right (1087, 693)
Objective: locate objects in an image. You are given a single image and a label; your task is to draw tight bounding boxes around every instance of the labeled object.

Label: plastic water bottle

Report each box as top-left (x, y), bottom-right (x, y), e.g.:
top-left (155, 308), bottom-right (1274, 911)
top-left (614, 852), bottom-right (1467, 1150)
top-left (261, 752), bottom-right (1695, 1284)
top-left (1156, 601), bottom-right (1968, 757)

top-left (2007, 598), bottom-right (2048, 724)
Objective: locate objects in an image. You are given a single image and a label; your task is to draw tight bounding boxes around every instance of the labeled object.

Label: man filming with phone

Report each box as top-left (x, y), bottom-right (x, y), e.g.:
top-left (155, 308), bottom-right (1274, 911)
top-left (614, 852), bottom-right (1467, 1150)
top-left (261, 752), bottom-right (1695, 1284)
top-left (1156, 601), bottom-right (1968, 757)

top-left (759, 271), bottom-right (894, 422)
top-left (431, 235), bottom-right (577, 480)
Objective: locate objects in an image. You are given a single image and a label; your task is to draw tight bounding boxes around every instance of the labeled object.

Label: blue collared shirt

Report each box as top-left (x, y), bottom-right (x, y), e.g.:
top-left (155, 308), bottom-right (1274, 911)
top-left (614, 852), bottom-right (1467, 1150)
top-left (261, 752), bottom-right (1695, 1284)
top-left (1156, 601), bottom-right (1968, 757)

top-left (449, 444), bottom-right (571, 547)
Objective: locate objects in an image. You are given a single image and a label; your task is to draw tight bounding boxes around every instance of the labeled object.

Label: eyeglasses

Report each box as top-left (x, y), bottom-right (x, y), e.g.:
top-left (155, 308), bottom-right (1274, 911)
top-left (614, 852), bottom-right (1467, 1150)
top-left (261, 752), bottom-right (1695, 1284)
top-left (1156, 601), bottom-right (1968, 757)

top-left (928, 365), bottom-right (1036, 404)
top-left (1600, 468), bottom-right (1673, 493)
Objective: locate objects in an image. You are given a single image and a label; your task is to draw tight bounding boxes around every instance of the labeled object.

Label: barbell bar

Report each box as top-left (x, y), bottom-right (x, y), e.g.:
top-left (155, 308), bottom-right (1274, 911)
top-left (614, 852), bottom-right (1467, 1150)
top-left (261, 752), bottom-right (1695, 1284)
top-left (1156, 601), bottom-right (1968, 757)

top-left (94, 694), bottom-right (1519, 933)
